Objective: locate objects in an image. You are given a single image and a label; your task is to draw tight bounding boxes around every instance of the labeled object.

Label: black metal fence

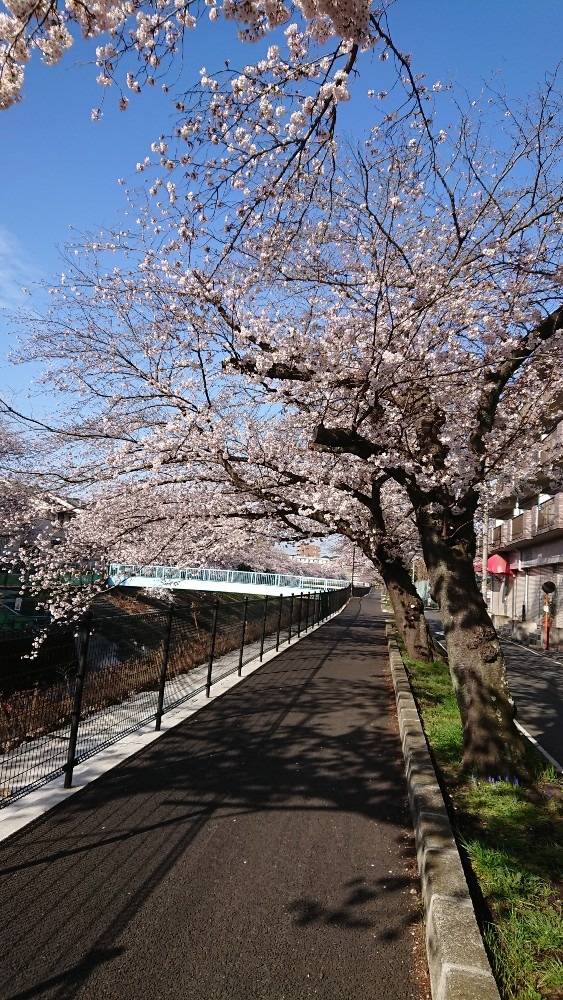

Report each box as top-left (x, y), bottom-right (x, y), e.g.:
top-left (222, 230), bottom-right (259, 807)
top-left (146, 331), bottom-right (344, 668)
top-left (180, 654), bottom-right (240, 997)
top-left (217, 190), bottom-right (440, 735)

top-left (0, 586), bottom-right (350, 807)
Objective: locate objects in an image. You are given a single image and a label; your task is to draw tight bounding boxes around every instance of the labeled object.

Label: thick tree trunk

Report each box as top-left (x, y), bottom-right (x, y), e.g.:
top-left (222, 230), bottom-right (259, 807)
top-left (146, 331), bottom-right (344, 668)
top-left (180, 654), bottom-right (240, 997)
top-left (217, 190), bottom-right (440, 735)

top-left (377, 556), bottom-right (438, 664)
top-left (415, 498), bottom-right (529, 778)
top-left (358, 484), bottom-right (439, 663)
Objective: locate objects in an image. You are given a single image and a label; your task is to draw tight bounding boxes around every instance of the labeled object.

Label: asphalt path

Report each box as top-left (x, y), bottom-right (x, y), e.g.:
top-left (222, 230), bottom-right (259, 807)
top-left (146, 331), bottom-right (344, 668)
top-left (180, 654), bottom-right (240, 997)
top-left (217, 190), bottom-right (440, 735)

top-left (0, 594), bottom-right (425, 1000)
top-left (425, 611), bottom-right (563, 769)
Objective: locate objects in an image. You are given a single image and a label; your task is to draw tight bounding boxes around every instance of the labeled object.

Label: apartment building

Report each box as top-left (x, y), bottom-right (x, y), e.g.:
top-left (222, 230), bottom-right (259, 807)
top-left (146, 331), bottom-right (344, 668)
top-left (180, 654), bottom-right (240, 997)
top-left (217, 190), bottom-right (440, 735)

top-left (294, 542), bottom-right (322, 560)
top-left (487, 423), bottom-right (563, 649)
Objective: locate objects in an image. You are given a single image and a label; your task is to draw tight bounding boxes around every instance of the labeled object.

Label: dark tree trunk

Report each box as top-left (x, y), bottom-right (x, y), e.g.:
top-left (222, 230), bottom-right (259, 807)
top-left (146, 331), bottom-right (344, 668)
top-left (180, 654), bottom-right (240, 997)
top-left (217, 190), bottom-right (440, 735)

top-left (302, 500), bottom-right (437, 661)
top-left (359, 482), bottom-right (439, 663)
top-left (378, 557), bottom-right (438, 664)
top-left (414, 494), bottom-right (529, 778)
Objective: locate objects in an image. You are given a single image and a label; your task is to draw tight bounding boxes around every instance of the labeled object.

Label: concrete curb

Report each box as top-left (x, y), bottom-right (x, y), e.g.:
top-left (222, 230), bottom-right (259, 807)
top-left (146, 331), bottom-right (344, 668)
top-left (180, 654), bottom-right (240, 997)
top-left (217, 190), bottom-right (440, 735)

top-left (386, 626), bottom-right (501, 1000)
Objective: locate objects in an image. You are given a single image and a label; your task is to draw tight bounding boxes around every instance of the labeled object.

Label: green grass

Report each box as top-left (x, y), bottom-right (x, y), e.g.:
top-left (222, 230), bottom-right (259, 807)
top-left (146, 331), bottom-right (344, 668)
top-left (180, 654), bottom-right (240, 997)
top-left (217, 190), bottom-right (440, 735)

top-left (401, 646), bottom-right (563, 1000)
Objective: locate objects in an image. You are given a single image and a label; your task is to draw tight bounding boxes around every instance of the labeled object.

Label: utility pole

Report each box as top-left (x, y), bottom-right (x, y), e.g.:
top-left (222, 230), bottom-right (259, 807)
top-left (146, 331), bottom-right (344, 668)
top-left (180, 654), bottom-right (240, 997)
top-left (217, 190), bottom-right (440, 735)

top-left (481, 503), bottom-right (489, 606)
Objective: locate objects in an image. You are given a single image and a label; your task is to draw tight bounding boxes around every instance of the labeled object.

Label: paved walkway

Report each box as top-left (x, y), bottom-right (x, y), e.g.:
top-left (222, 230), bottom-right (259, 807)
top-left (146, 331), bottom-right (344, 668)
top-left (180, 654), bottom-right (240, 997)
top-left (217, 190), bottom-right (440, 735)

top-left (0, 594), bottom-right (426, 1000)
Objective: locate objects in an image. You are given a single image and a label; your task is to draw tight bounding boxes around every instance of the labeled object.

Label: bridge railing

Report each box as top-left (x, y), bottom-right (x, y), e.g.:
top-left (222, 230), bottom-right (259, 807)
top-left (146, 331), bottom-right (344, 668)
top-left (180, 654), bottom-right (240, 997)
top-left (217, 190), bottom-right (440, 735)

top-left (108, 564), bottom-right (349, 592)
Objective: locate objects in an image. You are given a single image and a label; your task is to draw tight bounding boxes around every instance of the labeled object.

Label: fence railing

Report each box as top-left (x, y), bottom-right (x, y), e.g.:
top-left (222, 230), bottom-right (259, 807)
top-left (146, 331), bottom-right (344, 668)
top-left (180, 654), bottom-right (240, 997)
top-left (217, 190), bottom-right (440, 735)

top-left (108, 563), bottom-right (349, 592)
top-left (0, 586), bottom-right (350, 807)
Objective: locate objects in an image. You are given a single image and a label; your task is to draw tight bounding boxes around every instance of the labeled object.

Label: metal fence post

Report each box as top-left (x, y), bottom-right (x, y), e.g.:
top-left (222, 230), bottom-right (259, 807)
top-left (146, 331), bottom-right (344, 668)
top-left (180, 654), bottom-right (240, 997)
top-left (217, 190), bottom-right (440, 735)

top-left (259, 596), bottom-right (269, 661)
top-left (206, 598), bottom-right (220, 697)
top-left (155, 601), bottom-right (174, 730)
top-left (64, 609), bottom-right (93, 788)
top-left (297, 593), bottom-right (304, 636)
top-left (276, 594), bottom-right (283, 651)
top-left (287, 594), bottom-right (294, 643)
top-left (238, 596), bottom-right (248, 676)
top-left (305, 593), bottom-right (310, 631)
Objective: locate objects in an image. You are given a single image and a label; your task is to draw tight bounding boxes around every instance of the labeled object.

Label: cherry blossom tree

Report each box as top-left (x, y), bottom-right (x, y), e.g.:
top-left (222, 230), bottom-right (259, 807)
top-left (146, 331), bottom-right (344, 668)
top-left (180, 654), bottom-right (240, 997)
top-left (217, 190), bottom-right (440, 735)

top-left (4, 385), bottom-right (437, 661)
top-left (8, 71), bottom-right (563, 774)
top-left (2, 319), bottom-right (431, 654)
top-left (203, 436), bottom-right (437, 660)
top-left (198, 78), bottom-right (562, 776)
top-left (0, 0), bottom-right (418, 114)
top-left (0, 407), bottom-right (27, 540)
top-left (0, 412), bottom-right (36, 556)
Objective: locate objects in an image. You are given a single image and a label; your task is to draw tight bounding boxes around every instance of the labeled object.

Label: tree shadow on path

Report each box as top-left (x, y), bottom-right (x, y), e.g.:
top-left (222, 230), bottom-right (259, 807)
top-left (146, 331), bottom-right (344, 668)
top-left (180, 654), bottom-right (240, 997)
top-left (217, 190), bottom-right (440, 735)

top-left (0, 597), bottom-right (423, 1000)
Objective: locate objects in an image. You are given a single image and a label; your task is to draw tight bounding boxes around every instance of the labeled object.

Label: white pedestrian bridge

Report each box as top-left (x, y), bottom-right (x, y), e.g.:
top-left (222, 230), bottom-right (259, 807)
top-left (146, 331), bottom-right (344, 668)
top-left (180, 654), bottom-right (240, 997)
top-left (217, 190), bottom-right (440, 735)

top-left (108, 564), bottom-right (351, 597)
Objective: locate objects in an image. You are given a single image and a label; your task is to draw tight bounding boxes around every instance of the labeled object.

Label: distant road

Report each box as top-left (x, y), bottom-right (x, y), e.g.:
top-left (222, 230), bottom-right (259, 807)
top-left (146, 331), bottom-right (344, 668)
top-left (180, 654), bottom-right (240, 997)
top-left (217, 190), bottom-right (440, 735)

top-left (425, 611), bottom-right (563, 771)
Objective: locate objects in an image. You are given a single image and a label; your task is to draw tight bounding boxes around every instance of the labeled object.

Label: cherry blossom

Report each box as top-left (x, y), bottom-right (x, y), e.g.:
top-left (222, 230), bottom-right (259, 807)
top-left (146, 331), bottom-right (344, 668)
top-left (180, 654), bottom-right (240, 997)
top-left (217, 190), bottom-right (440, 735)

top-left (0, 0), bottom-right (379, 110)
top-left (5, 74), bottom-right (563, 774)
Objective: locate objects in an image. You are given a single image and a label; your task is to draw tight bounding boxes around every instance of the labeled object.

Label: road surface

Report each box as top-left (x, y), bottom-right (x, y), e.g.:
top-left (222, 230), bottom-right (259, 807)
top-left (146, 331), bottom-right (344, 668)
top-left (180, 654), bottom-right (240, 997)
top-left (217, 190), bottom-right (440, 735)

top-left (0, 594), bottom-right (427, 1000)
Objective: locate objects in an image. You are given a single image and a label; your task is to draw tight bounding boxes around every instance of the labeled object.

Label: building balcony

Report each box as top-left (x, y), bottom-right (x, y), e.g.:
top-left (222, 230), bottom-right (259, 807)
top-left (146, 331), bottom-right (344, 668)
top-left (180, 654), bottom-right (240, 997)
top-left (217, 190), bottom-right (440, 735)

top-left (489, 492), bottom-right (563, 552)
top-left (537, 497), bottom-right (556, 532)
top-left (510, 512), bottom-right (525, 540)
top-left (539, 421), bottom-right (563, 468)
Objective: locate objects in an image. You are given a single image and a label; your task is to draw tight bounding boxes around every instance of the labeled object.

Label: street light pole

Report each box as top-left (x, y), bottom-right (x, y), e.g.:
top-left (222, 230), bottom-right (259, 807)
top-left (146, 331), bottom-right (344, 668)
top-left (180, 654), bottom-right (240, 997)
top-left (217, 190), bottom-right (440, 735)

top-left (481, 503), bottom-right (489, 606)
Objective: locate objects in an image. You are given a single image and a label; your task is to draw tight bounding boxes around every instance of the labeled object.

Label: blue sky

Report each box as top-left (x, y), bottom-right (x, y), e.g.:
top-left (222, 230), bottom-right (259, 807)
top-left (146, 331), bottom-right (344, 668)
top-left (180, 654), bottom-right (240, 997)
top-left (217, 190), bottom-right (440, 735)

top-left (0, 0), bottom-right (561, 411)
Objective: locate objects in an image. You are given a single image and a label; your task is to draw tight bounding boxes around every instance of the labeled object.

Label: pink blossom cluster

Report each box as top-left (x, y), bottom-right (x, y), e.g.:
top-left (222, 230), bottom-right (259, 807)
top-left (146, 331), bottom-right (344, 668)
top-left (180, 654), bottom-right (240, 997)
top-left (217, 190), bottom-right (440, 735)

top-left (0, 0), bottom-right (374, 111)
top-left (3, 76), bottom-right (562, 640)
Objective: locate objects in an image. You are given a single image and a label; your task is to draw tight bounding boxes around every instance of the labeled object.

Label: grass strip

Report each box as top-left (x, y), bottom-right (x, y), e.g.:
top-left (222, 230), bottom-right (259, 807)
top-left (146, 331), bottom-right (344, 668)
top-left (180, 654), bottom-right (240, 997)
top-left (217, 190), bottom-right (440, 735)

top-left (401, 647), bottom-right (563, 1000)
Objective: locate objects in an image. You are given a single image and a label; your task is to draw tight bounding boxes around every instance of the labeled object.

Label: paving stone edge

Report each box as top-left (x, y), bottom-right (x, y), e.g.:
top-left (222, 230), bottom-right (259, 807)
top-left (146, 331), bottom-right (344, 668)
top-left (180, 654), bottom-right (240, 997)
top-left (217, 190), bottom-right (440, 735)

top-left (386, 625), bottom-right (501, 1000)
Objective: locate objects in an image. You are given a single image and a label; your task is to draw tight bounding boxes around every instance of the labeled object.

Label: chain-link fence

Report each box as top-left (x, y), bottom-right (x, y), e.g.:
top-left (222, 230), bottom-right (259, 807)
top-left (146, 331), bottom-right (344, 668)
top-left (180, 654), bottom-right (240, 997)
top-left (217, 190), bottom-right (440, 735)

top-left (0, 586), bottom-right (350, 807)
